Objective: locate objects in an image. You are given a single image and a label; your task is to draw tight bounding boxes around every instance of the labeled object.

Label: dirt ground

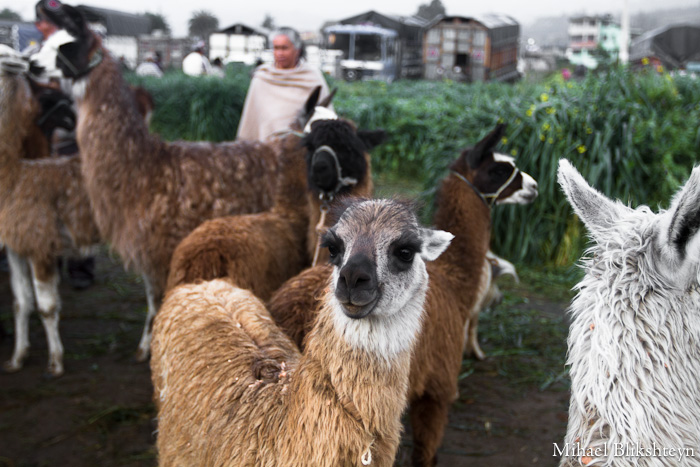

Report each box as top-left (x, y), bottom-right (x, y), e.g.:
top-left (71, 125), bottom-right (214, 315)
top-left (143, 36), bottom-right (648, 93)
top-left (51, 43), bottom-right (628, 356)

top-left (0, 250), bottom-right (570, 467)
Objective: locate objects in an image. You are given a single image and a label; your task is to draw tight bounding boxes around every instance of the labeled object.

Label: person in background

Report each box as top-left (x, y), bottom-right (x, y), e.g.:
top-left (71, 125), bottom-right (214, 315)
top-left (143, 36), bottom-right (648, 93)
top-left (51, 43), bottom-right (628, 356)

top-left (210, 57), bottom-right (225, 78)
top-left (236, 26), bottom-right (332, 141)
top-left (135, 52), bottom-right (163, 77)
top-left (182, 40), bottom-right (213, 76)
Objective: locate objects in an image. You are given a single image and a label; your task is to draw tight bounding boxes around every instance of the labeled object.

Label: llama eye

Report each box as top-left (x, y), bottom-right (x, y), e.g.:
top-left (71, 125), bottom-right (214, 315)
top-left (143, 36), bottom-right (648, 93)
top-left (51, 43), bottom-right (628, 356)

top-left (396, 248), bottom-right (415, 263)
top-left (327, 244), bottom-right (339, 258)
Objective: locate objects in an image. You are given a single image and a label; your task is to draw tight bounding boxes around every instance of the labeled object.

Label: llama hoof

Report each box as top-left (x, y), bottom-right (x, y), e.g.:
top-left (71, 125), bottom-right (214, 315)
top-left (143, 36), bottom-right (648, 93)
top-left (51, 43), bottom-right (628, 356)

top-left (3, 359), bottom-right (23, 373)
top-left (134, 348), bottom-right (150, 363)
top-left (42, 369), bottom-right (64, 380)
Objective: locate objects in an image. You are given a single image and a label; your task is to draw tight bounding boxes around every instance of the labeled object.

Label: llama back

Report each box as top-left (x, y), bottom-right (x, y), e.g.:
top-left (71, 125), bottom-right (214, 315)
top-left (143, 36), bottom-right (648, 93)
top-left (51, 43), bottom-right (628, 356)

top-left (152, 280), bottom-right (299, 466)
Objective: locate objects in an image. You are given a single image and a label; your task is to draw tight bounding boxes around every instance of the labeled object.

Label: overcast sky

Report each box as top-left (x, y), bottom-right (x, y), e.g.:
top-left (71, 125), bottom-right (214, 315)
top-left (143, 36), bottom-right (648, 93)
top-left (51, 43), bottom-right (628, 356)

top-left (10, 0), bottom-right (700, 37)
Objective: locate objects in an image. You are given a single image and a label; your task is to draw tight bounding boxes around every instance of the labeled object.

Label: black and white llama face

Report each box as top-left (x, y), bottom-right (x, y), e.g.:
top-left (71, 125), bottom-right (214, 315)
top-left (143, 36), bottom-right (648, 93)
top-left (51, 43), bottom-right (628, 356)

top-left (322, 199), bottom-right (453, 358)
top-left (457, 123), bottom-right (538, 205)
top-left (558, 158), bottom-right (700, 288)
top-left (30, 0), bottom-right (97, 80)
top-left (302, 120), bottom-right (385, 197)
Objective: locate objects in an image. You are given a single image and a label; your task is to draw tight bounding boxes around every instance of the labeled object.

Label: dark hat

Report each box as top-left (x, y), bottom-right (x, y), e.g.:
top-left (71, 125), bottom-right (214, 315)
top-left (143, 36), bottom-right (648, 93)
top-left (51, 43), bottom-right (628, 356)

top-left (35, 0), bottom-right (62, 23)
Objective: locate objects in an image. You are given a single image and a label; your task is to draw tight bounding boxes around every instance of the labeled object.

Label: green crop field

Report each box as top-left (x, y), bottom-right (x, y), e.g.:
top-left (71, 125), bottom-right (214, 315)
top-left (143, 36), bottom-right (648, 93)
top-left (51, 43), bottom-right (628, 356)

top-left (128, 64), bottom-right (700, 267)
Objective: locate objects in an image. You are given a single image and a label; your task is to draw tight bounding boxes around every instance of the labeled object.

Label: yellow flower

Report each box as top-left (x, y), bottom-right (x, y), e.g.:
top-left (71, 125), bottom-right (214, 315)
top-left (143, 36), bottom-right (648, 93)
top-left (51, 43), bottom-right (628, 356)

top-left (501, 137), bottom-right (508, 145)
top-left (515, 118), bottom-right (522, 125)
top-left (586, 127), bottom-right (592, 134)
top-left (510, 149), bottom-right (518, 156)
top-left (641, 57), bottom-right (649, 65)
top-left (656, 65), bottom-right (664, 73)
top-left (577, 145), bottom-right (586, 154)
top-left (567, 83), bottom-right (573, 89)
top-left (548, 137), bottom-right (554, 144)
top-left (526, 109), bottom-right (533, 117)
top-left (498, 117), bottom-right (504, 124)
top-left (540, 93), bottom-right (549, 102)
top-left (546, 107), bottom-right (556, 115)
top-left (542, 123), bottom-right (551, 131)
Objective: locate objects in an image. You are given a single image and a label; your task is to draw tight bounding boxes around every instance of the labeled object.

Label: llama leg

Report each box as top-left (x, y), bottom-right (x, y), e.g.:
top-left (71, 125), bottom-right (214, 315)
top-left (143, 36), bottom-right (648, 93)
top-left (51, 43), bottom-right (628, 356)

top-left (4, 249), bottom-right (36, 372)
top-left (30, 260), bottom-right (63, 377)
top-left (409, 393), bottom-right (451, 467)
top-left (466, 311), bottom-right (486, 361)
top-left (135, 274), bottom-right (162, 362)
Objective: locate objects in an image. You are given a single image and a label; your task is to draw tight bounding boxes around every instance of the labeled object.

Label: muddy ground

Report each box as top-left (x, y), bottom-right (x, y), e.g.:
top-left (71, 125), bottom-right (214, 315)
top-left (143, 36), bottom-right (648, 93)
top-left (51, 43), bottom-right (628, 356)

top-left (0, 249), bottom-right (571, 467)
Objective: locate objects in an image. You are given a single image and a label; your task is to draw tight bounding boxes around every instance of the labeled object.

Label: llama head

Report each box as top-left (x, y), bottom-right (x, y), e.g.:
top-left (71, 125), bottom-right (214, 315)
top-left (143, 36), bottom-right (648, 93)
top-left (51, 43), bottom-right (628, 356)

top-left (302, 120), bottom-right (384, 198)
top-left (293, 86), bottom-right (338, 132)
top-left (29, 0), bottom-right (100, 81)
top-left (558, 158), bottom-right (700, 288)
top-left (321, 198), bottom-right (453, 358)
top-left (452, 123), bottom-right (538, 206)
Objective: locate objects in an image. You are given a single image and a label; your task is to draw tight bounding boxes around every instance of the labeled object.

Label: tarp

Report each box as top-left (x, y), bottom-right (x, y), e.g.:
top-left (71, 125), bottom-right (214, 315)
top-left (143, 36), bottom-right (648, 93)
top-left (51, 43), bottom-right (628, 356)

top-left (0, 21), bottom-right (42, 51)
top-left (630, 24), bottom-right (700, 68)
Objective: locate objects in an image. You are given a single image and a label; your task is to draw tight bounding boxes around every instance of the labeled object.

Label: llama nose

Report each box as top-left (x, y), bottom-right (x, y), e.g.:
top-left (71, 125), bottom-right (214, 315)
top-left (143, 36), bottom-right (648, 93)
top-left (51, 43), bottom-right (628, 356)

top-left (336, 254), bottom-right (378, 313)
top-left (311, 152), bottom-right (338, 192)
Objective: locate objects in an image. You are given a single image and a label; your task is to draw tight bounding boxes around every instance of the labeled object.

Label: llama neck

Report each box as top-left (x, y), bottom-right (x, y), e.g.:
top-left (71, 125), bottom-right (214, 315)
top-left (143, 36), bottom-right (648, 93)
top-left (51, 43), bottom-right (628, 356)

top-left (0, 76), bottom-right (31, 170)
top-left (271, 135), bottom-right (311, 220)
top-left (306, 152), bottom-right (374, 263)
top-left (75, 51), bottom-right (155, 166)
top-left (432, 175), bottom-right (492, 280)
top-left (566, 259), bottom-right (700, 455)
top-left (298, 298), bottom-right (412, 439)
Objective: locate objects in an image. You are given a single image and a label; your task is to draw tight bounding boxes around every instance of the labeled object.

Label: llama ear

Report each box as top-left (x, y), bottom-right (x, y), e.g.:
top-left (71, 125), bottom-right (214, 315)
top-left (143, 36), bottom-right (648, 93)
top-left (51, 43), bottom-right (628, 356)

top-left (420, 229), bottom-right (454, 262)
top-left (665, 166), bottom-right (700, 259)
top-left (303, 86), bottom-right (322, 117)
top-left (466, 123), bottom-right (506, 168)
top-left (318, 87), bottom-right (337, 108)
top-left (357, 129), bottom-right (386, 151)
top-left (557, 159), bottom-right (631, 240)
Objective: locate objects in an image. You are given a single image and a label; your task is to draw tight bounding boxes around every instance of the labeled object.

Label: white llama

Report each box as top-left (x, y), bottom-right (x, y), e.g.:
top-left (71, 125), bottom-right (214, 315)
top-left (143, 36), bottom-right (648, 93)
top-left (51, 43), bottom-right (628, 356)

top-left (558, 159), bottom-right (700, 467)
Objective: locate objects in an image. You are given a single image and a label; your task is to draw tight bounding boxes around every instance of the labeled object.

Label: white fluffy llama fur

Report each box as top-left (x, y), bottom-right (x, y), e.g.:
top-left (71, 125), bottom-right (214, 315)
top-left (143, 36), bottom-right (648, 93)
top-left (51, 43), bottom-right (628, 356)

top-left (558, 159), bottom-right (700, 467)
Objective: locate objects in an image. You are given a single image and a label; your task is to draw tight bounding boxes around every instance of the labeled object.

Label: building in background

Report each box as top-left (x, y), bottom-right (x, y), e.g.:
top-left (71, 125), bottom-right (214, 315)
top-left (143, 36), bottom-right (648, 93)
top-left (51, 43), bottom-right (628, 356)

top-left (566, 14), bottom-right (623, 69)
top-left (422, 15), bottom-right (520, 82)
top-left (209, 23), bottom-right (268, 66)
top-left (629, 23), bottom-right (700, 72)
top-left (76, 5), bottom-right (151, 69)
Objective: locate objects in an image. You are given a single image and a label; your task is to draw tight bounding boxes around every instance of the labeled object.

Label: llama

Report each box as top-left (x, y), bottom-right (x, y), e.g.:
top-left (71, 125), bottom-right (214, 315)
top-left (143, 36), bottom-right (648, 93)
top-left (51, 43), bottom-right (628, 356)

top-left (463, 250), bottom-right (521, 360)
top-left (0, 56), bottom-right (100, 376)
top-left (557, 159), bottom-right (700, 467)
top-left (165, 114), bottom-right (383, 298)
top-left (150, 198), bottom-right (453, 466)
top-left (32, 1), bottom-right (319, 360)
top-left (268, 123), bottom-right (539, 466)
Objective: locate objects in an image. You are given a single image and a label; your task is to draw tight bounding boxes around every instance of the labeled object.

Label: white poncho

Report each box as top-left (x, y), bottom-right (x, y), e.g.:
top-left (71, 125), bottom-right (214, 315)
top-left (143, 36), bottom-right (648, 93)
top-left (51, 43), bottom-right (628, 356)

top-left (236, 61), bottom-right (331, 142)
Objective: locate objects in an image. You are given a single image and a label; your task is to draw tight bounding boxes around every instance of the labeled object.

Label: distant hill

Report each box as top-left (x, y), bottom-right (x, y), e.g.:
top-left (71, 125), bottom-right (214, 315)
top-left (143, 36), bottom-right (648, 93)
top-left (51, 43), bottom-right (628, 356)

top-left (522, 6), bottom-right (700, 48)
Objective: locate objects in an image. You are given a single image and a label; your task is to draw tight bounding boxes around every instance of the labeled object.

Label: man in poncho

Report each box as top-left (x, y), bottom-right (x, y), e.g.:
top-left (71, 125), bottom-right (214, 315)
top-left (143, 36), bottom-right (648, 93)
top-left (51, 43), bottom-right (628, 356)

top-left (236, 27), bottom-right (332, 141)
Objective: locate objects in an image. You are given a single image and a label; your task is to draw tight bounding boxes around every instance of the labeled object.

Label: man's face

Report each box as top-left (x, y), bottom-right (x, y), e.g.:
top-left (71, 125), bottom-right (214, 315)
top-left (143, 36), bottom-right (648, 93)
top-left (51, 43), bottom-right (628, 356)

top-left (273, 35), bottom-right (300, 70)
top-left (35, 18), bottom-right (58, 40)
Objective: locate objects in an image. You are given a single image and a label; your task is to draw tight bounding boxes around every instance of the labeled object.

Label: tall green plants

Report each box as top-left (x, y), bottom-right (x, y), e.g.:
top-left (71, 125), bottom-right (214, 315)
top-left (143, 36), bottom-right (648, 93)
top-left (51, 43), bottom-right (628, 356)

top-left (127, 67), bottom-right (700, 265)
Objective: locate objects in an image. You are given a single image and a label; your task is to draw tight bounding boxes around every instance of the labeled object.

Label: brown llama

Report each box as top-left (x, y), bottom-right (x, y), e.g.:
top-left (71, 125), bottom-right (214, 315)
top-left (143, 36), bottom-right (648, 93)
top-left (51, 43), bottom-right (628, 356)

top-left (268, 123), bottom-right (539, 466)
top-left (32, 1), bottom-right (315, 360)
top-left (0, 56), bottom-right (100, 376)
top-left (151, 198), bottom-right (453, 466)
top-left (165, 108), bottom-right (384, 298)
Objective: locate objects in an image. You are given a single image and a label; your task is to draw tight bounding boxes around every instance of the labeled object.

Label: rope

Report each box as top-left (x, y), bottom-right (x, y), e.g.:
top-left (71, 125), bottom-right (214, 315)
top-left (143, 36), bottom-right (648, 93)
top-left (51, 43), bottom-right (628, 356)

top-left (311, 199), bottom-right (330, 267)
top-left (450, 166), bottom-right (520, 208)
